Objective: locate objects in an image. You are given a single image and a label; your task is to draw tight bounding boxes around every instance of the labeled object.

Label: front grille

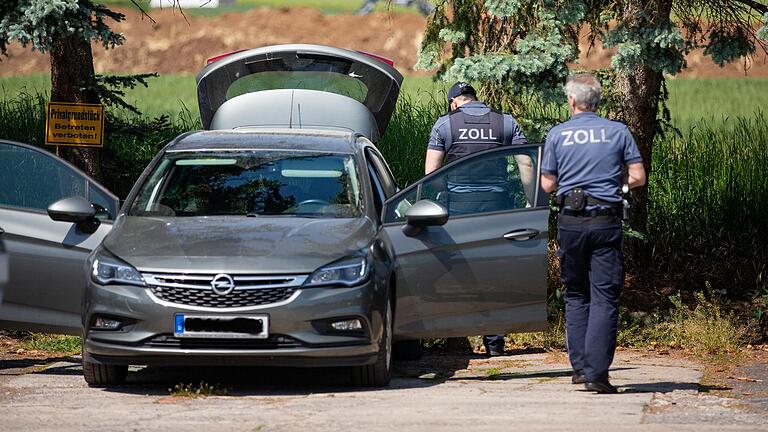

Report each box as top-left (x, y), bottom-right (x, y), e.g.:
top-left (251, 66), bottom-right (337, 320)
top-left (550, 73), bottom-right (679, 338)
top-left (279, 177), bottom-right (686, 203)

top-left (140, 334), bottom-right (303, 350)
top-left (150, 285), bottom-right (296, 308)
top-left (143, 272), bottom-right (306, 308)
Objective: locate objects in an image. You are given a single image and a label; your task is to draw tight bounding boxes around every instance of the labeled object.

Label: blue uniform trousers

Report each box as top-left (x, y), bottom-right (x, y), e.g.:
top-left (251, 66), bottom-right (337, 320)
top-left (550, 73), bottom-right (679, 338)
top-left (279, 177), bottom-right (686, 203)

top-left (557, 213), bottom-right (623, 382)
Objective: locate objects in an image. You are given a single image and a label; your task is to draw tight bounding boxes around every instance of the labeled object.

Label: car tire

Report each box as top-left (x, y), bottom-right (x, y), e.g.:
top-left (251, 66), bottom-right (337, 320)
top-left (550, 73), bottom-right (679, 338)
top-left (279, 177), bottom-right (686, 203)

top-left (351, 298), bottom-right (392, 387)
top-left (393, 339), bottom-right (423, 361)
top-left (82, 348), bottom-right (128, 387)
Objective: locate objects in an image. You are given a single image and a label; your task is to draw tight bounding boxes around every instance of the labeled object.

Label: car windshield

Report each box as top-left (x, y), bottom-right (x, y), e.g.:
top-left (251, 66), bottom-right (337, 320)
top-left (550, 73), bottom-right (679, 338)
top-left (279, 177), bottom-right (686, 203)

top-left (129, 151), bottom-right (362, 218)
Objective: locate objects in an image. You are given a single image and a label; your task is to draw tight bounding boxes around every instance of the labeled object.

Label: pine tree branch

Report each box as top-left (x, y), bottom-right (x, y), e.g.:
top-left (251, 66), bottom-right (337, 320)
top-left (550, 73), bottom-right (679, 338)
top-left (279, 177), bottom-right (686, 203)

top-left (731, 0), bottom-right (768, 15)
top-left (130, 0), bottom-right (157, 24)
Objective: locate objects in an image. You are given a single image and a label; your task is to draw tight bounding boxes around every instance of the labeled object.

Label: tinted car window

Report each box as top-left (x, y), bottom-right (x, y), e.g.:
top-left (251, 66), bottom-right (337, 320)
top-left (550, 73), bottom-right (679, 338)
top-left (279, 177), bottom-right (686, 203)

top-left (0, 143), bottom-right (86, 212)
top-left (365, 148), bottom-right (396, 197)
top-left (129, 151), bottom-right (362, 218)
top-left (367, 162), bottom-right (386, 217)
top-left (383, 146), bottom-right (539, 223)
top-left (227, 71), bottom-right (368, 103)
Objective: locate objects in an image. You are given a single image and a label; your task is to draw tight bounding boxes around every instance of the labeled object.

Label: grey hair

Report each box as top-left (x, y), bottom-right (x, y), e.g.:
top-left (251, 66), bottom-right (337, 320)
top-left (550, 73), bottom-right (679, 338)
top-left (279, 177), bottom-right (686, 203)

top-left (565, 74), bottom-right (601, 111)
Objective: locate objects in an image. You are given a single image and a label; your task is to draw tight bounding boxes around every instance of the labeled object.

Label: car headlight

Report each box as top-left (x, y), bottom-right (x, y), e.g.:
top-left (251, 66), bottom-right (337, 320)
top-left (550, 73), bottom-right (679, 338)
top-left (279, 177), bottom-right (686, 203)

top-left (91, 249), bottom-right (145, 287)
top-left (305, 254), bottom-right (371, 287)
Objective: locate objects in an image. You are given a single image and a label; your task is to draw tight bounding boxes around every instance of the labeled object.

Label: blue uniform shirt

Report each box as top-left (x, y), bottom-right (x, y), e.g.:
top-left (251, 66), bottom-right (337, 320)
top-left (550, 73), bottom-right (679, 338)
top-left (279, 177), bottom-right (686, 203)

top-left (427, 101), bottom-right (527, 152)
top-left (542, 112), bottom-right (642, 203)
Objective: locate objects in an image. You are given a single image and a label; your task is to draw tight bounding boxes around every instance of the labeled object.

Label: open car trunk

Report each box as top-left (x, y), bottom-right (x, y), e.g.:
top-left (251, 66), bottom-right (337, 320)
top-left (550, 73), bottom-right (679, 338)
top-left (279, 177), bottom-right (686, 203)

top-left (196, 44), bottom-right (403, 141)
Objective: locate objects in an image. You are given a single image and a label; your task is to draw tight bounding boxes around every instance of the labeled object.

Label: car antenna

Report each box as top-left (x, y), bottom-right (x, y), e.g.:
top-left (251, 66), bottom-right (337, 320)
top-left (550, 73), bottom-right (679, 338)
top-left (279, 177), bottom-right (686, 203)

top-left (297, 103), bottom-right (302, 129)
top-left (289, 90), bottom-right (295, 129)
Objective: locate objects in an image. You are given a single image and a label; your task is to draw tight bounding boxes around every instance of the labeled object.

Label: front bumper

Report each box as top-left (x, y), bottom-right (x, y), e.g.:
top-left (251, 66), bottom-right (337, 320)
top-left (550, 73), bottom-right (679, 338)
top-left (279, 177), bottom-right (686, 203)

top-left (83, 278), bottom-right (384, 367)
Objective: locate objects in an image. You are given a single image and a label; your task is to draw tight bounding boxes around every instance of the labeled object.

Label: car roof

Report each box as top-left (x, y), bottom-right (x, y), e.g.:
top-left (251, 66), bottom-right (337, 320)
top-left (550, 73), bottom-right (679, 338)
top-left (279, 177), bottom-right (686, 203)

top-left (165, 129), bottom-right (361, 154)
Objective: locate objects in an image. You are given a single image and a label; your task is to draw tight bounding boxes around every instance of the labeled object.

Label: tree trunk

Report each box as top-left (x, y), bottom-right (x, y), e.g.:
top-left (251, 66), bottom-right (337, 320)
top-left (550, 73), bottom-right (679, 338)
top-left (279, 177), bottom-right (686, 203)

top-left (612, 0), bottom-right (673, 260)
top-left (50, 35), bottom-right (102, 182)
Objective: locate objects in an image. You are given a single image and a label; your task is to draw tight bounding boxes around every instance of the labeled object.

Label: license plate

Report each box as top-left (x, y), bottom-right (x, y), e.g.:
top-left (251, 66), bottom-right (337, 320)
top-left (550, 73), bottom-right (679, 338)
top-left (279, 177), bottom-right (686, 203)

top-left (174, 314), bottom-right (269, 339)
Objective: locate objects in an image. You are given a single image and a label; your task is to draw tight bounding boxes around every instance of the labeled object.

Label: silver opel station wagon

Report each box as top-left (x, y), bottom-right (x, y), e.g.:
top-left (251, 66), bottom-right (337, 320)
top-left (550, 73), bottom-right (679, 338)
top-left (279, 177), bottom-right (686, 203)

top-left (0, 45), bottom-right (550, 387)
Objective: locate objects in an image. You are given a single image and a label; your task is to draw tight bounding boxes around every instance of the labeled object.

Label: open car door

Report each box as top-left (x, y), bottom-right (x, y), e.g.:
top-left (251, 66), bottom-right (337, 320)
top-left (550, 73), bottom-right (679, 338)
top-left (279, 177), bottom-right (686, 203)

top-left (382, 144), bottom-right (550, 339)
top-left (196, 44), bottom-right (403, 141)
top-left (0, 141), bottom-right (118, 335)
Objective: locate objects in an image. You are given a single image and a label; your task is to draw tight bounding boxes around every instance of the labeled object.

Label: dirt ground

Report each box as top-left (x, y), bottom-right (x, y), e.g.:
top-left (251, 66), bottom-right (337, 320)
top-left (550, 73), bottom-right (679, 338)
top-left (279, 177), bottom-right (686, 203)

top-left (1, 7), bottom-right (767, 78)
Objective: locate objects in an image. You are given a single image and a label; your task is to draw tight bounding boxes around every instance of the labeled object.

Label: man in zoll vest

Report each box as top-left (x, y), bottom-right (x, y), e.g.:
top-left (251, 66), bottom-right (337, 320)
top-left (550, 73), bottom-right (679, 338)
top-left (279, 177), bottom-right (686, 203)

top-left (425, 82), bottom-right (532, 356)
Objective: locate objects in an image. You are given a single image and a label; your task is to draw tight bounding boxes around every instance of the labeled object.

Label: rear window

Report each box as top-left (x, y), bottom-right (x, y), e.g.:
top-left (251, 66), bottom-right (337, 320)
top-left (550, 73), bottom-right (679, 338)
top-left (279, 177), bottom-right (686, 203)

top-left (227, 70), bottom-right (368, 103)
top-left (129, 151), bottom-right (362, 218)
top-left (210, 55), bottom-right (378, 107)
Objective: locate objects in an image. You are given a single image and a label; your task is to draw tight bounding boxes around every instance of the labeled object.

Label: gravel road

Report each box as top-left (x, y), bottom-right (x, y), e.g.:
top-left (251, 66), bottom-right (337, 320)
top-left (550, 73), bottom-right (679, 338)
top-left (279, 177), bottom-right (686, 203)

top-left (1, 351), bottom-right (766, 432)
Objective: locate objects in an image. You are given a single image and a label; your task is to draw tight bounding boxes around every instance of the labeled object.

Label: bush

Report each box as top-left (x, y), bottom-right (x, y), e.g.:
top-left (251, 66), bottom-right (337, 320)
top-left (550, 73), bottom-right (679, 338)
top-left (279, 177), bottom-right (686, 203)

top-left (0, 91), bottom-right (198, 198)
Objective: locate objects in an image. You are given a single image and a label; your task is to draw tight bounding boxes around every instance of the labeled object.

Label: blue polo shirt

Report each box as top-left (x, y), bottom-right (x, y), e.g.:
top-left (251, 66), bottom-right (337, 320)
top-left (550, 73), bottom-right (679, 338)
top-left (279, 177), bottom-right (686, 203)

top-left (542, 112), bottom-right (642, 203)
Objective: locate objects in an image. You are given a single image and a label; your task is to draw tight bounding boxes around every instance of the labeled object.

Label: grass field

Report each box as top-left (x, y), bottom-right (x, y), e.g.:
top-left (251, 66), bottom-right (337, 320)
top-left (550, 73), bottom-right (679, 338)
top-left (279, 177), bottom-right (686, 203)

top-left (100, 0), bottom-right (417, 15)
top-left (3, 74), bottom-right (766, 129)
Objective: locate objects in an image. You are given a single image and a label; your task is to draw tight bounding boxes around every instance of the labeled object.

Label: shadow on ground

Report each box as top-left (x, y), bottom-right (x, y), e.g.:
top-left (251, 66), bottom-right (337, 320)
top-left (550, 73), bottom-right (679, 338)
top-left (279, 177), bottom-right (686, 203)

top-left (0, 356), bottom-right (79, 375)
top-left (4, 352), bottom-right (705, 399)
top-left (16, 353), bottom-right (476, 396)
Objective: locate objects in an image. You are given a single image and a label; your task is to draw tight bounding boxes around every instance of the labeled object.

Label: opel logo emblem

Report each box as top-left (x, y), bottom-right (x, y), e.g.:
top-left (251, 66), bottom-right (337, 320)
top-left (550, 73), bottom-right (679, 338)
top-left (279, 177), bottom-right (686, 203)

top-left (210, 273), bottom-right (235, 296)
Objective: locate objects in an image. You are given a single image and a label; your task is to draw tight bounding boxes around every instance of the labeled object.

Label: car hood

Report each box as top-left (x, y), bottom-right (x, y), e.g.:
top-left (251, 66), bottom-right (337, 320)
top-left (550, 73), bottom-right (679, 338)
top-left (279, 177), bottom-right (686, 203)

top-left (103, 216), bottom-right (375, 274)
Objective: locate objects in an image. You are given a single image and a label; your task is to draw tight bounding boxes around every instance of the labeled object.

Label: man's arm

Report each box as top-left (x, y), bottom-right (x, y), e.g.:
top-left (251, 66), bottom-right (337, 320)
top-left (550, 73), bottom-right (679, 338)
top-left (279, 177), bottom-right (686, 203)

top-left (425, 149), bottom-right (445, 174)
top-left (540, 173), bottom-right (558, 193)
top-left (505, 115), bottom-right (528, 146)
top-left (625, 162), bottom-right (646, 189)
top-left (425, 116), bottom-right (449, 174)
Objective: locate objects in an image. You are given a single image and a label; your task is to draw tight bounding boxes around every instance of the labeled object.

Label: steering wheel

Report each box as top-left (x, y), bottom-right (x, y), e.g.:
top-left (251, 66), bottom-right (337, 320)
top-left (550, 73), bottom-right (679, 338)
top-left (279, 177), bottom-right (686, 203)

top-left (296, 199), bottom-right (331, 207)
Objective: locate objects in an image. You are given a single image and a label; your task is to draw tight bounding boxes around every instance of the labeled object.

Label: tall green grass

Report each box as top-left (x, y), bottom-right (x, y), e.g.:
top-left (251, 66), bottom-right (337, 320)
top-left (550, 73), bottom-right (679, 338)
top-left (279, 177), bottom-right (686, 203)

top-left (378, 92), bottom-right (445, 185)
top-left (648, 114), bottom-right (768, 296)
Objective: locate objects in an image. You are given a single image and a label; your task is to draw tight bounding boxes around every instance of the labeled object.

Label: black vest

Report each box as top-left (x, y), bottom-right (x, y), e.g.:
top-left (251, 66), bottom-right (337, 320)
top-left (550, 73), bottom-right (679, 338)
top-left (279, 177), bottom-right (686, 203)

top-left (446, 108), bottom-right (508, 188)
top-left (446, 108), bottom-right (505, 163)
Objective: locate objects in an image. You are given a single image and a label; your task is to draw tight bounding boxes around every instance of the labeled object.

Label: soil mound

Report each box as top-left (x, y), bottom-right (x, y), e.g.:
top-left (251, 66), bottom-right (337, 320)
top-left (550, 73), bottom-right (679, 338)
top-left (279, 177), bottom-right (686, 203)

top-left (1, 7), bottom-right (766, 78)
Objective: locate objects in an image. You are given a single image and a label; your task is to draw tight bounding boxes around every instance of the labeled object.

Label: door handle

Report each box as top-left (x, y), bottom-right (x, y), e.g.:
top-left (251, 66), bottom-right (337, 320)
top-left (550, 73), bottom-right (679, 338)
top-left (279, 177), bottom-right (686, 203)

top-left (503, 228), bottom-right (540, 241)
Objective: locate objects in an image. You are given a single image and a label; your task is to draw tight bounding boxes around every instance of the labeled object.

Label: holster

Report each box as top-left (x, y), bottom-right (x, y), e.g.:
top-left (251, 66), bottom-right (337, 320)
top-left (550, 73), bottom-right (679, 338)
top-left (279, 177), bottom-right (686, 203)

top-left (556, 190), bottom-right (620, 212)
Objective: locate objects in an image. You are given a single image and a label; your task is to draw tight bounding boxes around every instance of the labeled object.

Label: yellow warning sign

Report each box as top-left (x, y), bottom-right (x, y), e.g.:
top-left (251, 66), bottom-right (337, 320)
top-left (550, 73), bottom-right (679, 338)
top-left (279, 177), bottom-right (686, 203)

top-left (45, 102), bottom-right (105, 147)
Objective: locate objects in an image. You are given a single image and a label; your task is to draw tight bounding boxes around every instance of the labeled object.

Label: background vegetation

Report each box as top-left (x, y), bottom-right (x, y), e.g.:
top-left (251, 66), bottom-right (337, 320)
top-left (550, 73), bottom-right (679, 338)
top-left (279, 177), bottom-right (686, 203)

top-left (2, 73), bottom-right (767, 349)
top-left (96, 0), bottom-right (420, 15)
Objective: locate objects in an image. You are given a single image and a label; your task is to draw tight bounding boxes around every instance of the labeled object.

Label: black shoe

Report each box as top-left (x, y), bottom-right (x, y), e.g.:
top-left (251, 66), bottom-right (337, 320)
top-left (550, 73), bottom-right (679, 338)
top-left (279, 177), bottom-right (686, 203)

top-left (584, 379), bottom-right (618, 394)
top-left (484, 345), bottom-right (503, 357)
top-left (572, 371), bottom-right (586, 384)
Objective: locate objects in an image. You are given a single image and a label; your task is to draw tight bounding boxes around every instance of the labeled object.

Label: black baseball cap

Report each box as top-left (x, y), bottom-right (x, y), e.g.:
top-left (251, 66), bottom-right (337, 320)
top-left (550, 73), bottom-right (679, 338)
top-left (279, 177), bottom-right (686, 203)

top-left (447, 81), bottom-right (477, 104)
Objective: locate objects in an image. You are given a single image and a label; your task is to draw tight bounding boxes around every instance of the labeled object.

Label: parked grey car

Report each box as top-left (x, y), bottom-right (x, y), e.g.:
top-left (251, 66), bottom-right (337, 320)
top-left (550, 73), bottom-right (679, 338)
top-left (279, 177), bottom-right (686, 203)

top-left (0, 45), bottom-right (549, 388)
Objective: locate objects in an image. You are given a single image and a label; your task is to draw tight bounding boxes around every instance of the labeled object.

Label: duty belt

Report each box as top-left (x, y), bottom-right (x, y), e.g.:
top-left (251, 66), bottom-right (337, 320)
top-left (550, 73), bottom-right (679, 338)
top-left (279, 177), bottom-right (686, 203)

top-left (560, 207), bottom-right (618, 217)
top-left (556, 193), bottom-right (621, 216)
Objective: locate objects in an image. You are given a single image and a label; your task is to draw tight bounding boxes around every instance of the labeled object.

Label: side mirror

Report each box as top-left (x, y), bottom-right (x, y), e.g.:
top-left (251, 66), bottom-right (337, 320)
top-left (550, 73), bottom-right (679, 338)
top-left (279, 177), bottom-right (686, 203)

top-left (47, 196), bottom-right (100, 234)
top-left (402, 199), bottom-right (449, 236)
